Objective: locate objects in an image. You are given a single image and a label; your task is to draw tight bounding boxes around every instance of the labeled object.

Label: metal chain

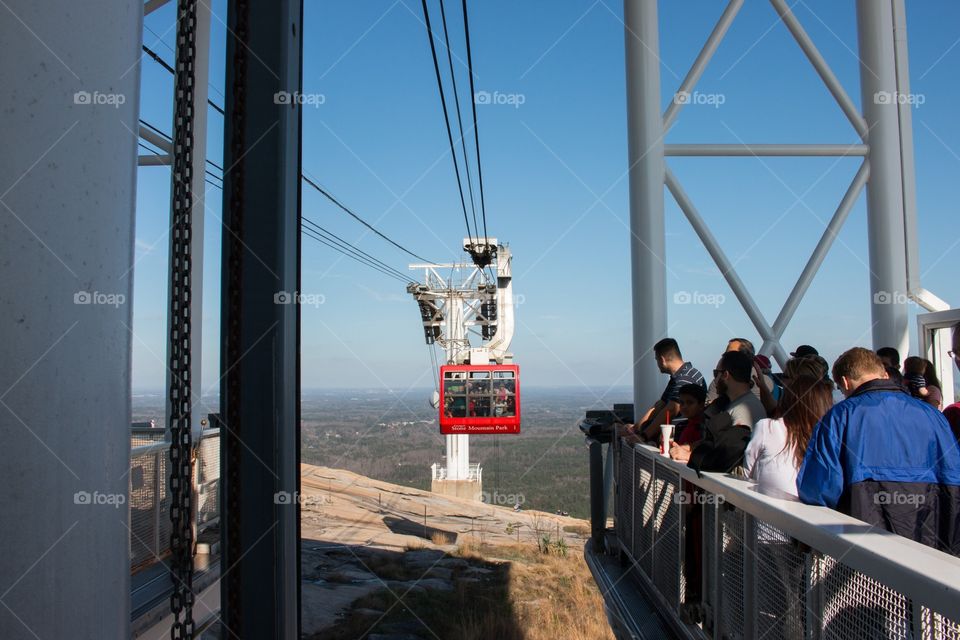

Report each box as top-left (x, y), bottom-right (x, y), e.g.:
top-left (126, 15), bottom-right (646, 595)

top-left (224, 0), bottom-right (249, 632)
top-left (169, 0), bottom-right (198, 637)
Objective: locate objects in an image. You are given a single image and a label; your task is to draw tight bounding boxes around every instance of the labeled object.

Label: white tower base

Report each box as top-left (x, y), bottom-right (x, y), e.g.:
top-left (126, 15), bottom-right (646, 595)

top-left (430, 462), bottom-right (484, 502)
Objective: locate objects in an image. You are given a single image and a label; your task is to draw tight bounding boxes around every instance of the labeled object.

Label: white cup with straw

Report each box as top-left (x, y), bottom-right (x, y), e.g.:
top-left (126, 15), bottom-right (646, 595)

top-left (660, 423), bottom-right (673, 457)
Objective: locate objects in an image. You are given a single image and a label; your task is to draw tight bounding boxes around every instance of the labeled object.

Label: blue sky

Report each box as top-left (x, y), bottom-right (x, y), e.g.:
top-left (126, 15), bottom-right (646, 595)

top-left (132, 0), bottom-right (960, 392)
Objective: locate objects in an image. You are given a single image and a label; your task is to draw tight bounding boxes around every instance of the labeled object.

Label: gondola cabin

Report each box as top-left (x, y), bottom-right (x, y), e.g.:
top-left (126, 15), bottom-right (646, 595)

top-left (439, 364), bottom-right (520, 434)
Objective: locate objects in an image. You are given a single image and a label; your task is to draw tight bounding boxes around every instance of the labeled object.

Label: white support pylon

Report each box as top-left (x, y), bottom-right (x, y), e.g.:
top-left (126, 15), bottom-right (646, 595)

top-left (409, 239), bottom-right (514, 489)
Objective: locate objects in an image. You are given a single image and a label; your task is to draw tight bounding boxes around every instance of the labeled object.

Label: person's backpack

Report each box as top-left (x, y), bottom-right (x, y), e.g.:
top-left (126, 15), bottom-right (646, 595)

top-left (687, 411), bottom-right (751, 475)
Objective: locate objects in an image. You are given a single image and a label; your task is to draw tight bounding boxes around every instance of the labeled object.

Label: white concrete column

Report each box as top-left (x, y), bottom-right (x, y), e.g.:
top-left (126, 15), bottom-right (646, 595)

top-left (0, 1), bottom-right (141, 638)
top-left (856, 0), bottom-right (910, 354)
top-left (624, 0), bottom-right (668, 410)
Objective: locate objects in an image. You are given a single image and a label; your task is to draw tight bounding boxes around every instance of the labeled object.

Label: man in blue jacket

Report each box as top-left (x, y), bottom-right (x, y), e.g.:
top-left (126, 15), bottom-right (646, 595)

top-left (797, 347), bottom-right (960, 555)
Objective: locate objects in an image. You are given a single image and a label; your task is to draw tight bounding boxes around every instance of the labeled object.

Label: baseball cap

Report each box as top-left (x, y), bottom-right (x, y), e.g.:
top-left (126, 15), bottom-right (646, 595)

top-left (754, 354), bottom-right (772, 371)
top-left (790, 345), bottom-right (818, 358)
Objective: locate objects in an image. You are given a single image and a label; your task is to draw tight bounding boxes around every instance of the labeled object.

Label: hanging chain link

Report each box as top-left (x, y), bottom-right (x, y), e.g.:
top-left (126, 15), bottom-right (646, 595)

top-left (169, 0), bottom-right (198, 637)
top-left (224, 0), bottom-right (249, 632)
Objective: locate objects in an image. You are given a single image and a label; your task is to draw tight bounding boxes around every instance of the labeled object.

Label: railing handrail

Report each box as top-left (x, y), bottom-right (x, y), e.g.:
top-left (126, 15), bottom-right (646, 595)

top-left (131, 441), bottom-right (170, 458)
top-left (130, 428), bottom-right (219, 456)
top-left (628, 442), bottom-right (960, 622)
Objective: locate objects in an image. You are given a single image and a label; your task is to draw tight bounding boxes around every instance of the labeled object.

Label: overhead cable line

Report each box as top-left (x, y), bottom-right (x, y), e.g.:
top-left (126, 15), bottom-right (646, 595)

top-left (141, 116), bottom-right (439, 270)
top-left (301, 174), bottom-right (438, 265)
top-left (138, 118), bottom-right (414, 284)
top-left (143, 23), bottom-right (227, 103)
top-left (437, 0), bottom-right (481, 244)
top-left (138, 120), bottom-right (225, 186)
top-left (461, 0), bottom-right (489, 242)
top-left (137, 141), bottom-right (222, 191)
top-left (140, 53), bottom-right (443, 269)
top-left (141, 44), bottom-right (226, 115)
top-left (142, 43), bottom-right (175, 74)
top-left (301, 227), bottom-right (413, 284)
top-left (420, 0), bottom-right (475, 247)
top-left (139, 118), bottom-right (173, 141)
top-left (301, 216), bottom-right (414, 283)
top-left (141, 55), bottom-right (439, 267)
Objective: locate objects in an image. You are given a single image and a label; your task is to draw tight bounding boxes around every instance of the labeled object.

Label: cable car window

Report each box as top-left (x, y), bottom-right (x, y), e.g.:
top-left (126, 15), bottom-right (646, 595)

top-left (467, 373), bottom-right (491, 417)
top-left (468, 378), bottom-right (491, 394)
top-left (504, 395), bottom-right (516, 418)
top-left (444, 394), bottom-right (467, 418)
top-left (492, 382), bottom-right (508, 416)
top-left (438, 364), bottom-right (520, 433)
top-left (443, 371), bottom-right (467, 417)
top-left (470, 395), bottom-right (491, 417)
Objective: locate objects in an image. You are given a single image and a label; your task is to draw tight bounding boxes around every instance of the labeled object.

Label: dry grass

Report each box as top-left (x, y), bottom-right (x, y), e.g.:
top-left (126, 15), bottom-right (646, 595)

top-left (452, 538), bottom-right (614, 640)
top-left (563, 523), bottom-right (591, 537)
top-left (312, 537), bottom-right (612, 640)
top-left (431, 530), bottom-right (455, 546)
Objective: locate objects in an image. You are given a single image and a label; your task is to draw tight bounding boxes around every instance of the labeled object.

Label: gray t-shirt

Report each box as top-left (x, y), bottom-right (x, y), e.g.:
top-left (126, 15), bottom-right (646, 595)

top-left (725, 390), bottom-right (767, 430)
top-left (706, 368), bottom-right (773, 404)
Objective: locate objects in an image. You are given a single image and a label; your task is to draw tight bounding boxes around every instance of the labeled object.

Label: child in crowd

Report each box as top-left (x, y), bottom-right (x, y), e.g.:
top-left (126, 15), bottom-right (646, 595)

top-left (903, 356), bottom-right (943, 409)
top-left (670, 383), bottom-right (707, 619)
top-left (669, 384), bottom-right (707, 460)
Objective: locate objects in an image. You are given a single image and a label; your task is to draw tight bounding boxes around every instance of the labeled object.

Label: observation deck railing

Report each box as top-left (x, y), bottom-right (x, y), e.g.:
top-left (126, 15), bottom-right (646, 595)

top-left (430, 461), bottom-right (482, 483)
top-left (128, 427), bottom-right (220, 571)
top-left (610, 439), bottom-right (960, 640)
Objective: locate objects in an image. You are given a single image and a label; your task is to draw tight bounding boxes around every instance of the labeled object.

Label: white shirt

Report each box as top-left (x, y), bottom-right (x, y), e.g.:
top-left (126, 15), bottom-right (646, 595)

top-left (742, 418), bottom-right (799, 500)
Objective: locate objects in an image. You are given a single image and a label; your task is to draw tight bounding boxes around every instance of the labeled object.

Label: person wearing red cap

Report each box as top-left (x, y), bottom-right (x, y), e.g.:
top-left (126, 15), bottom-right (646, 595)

top-left (752, 354), bottom-right (778, 416)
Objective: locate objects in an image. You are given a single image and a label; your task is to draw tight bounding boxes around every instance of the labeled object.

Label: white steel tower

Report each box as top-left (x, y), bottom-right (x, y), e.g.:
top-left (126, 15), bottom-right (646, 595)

top-left (408, 238), bottom-right (515, 500)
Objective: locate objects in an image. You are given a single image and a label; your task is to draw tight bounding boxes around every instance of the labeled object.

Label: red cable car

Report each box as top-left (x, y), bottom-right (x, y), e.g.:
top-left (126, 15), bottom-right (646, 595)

top-left (439, 364), bottom-right (520, 434)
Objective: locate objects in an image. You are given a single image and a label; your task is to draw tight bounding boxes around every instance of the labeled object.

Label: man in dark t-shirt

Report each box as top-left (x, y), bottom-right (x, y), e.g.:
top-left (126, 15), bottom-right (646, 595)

top-left (633, 338), bottom-right (706, 442)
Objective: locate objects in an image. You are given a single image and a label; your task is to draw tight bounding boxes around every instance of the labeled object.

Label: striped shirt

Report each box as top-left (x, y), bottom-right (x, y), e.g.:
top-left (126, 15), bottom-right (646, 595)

top-left (660, 361), bottom-right (707, 404)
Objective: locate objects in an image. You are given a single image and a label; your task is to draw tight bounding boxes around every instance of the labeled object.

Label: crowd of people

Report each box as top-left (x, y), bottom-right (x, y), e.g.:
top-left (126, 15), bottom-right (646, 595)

top-left (619, 327), bottom-right (960, 556)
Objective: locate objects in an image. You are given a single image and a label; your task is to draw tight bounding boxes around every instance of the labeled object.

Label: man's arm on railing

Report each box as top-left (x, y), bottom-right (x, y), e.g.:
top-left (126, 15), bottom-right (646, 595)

top-left (641, 400), bottom-right (677, 441)
top-left (616, 400), bottom-right (664, 442)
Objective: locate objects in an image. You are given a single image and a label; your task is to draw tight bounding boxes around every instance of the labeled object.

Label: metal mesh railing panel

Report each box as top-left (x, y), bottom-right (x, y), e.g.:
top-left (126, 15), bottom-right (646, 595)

top-left (129, 432), bottom-right (218, 572)
top-left (755, 520), bottom-right (806, 640)
top-left (131, 430), bottom-right (168, 447)
top-left (652, 465), bottom-right (682, 610)
top-left (129, 451), bottom-right (160, 569)
top-left (196, 432), bottom-right (220, 529)
top-left (635, 454), bottom-right (655, 576)
top-left (617, 441), bottom-right (633, 548)
top-left (157, 453), bottom-right (172, 556)
top-left (702, 494), bottom-right (718, 636)
top-left (817, 554), bottom-right (911, 640)
top-left (923, 609), bottom-right (960, 640)
top-left (610, 446), bottom-right (960, 640)
top-left (719, 506), bottom-right (746, 639)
